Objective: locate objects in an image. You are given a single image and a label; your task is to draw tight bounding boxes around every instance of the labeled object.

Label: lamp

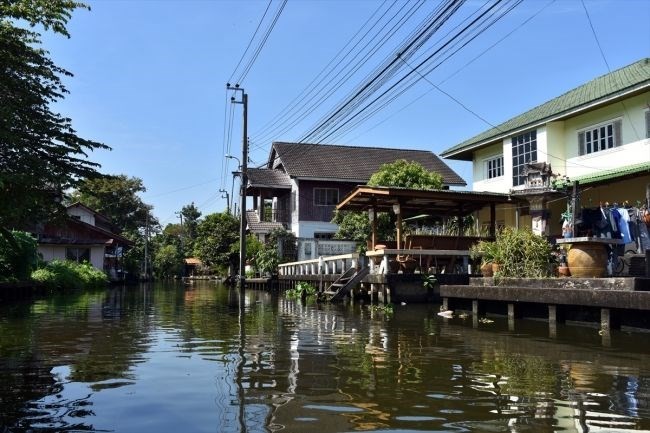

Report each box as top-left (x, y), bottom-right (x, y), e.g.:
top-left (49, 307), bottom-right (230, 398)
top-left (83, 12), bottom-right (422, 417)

top-left (392, 203), bottom-right (401, 215)
top-left (226, 154), bottom-right (241, 168)
top-left (368, 209), bottom-right (375, 222)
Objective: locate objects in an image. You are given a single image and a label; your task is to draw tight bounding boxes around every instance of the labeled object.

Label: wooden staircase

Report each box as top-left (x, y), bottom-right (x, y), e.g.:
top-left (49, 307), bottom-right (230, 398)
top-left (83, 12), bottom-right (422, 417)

top-left (324, 266), bottom-right (370, 302)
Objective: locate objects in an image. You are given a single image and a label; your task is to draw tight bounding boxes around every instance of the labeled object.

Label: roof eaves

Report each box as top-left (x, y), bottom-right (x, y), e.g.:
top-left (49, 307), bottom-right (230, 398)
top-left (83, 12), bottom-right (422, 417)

top-left (441, 63), bottom-right (650, 159)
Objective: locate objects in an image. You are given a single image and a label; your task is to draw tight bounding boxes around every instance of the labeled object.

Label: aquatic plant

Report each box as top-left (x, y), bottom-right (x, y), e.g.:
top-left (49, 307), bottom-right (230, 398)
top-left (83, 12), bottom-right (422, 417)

top-left (285, 281), bottom-right (317, 300)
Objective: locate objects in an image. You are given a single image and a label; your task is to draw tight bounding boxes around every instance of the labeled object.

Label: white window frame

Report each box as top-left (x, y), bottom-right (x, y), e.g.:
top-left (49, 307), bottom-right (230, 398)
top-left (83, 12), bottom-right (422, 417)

top-left (511, 130), bottom-right (537, 187)
top-left (484, 155), bottom-right (504, 180)
top-left (578, 117), bottom-right (622, 156)
top-left (313, 188), bottom-right (339, 206)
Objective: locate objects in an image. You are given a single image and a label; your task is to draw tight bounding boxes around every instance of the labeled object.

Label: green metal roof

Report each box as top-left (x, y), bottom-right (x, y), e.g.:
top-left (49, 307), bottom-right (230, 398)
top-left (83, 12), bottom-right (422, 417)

top-left (442, 58), bottom-right (650, 160)
top-left (554, 162), bottom-right (650, 188)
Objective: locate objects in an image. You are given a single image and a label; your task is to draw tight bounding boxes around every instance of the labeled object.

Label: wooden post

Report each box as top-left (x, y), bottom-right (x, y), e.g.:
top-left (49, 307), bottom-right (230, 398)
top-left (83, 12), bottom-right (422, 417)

top-left (370, 207), bottom-right (377, 250)
top-left (395, 206), bottom-right (402, 250)
top-left (571, 181), bottom-right (579, 236)
top-left (490, 203), bottom-right (496, 238)
top-left (548, 305), bottom-right (557, 338)
top-left (508, 303), bottom-right (515, 331)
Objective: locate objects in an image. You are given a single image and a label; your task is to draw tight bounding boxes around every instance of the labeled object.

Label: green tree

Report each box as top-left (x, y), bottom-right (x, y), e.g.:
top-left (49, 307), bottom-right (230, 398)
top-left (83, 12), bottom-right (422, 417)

top-left (334, 160), bottom-right (442, 242)
top-left (153, 244), bottom-right (183, 278)
top-left (194, 212), bottom-right (239, 270)
top-left (70, 175), bottom-right (157, 233)
top-left (180, 202), bottom-right (201, 256)
top-left (0, 231), bottom-right (38, 282)
top-left (0, 1), bottom-right (109, 239)
top-left (332, 211), bottom-right (394, 243)
top-left (367, 159), bottom-right (444, 189)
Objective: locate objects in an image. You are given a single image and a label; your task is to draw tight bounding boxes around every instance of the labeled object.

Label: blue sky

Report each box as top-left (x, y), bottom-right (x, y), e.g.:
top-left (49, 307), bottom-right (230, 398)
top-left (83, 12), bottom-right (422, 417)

top-left (42, 0), bottom-right (650, 226)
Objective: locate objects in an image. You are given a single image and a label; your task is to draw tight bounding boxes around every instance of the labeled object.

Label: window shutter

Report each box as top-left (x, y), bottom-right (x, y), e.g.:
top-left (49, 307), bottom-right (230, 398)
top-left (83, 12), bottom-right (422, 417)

top-left (645, 110), bottom-right (650, 139)
top-left (578, 131), bottom-right (585, 155)
top-left (613, 119), bottom-right (622, 147)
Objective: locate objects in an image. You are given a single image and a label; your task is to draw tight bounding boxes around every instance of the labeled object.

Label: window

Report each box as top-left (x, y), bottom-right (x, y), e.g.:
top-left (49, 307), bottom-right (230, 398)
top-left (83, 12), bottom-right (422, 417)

top-left (66, 247), bottom-right (90, 263)
top-left (314, 232), bottom-right (334, 240)
top-left (511, 130), bottom-right (537, 187)
top-left (314, 188), bottom-right (339, 206)
top-left (645, 110), bottom-right (650, 139)
top-left (485, 155), bottom-right (504, 179)
top-left (578, 119), bottom-right (622, 155)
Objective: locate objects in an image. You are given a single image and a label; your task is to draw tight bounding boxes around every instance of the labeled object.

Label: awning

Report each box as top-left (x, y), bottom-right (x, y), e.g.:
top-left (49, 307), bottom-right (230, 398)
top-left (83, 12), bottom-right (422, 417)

top-left (336, 186), bottom-right (519, 217)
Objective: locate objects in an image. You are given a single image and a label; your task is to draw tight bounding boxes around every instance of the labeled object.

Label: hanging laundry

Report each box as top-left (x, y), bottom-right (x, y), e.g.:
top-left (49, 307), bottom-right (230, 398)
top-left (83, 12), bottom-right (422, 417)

top-left (617, 208), bottom-right (631, 244)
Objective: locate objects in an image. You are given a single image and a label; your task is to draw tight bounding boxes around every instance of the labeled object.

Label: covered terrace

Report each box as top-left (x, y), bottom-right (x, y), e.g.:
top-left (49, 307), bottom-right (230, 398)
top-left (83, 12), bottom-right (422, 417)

top-left (336, 186), bottom-right (522, 274)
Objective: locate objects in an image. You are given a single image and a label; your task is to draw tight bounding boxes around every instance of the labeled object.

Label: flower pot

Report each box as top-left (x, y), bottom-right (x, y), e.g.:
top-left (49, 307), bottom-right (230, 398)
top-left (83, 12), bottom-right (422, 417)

top-left (480, 262), bottom-right (493, 277)
top-left (558, 265), bottom-right (571, 277)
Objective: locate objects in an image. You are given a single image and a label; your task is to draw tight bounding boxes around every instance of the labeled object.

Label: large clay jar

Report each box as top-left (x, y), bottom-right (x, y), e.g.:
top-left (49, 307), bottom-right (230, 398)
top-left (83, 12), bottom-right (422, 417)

top-left (566, 243), bottom-right (608, 277)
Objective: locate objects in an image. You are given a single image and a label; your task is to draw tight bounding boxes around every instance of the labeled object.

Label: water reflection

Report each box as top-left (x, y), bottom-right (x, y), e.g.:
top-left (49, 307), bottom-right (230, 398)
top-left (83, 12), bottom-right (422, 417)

top-left (0, 282), bottom-right (649, 432)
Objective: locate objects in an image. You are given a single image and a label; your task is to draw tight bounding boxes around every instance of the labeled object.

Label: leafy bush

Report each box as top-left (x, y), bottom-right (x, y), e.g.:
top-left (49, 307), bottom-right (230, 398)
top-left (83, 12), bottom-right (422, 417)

top-left (0, 231), bottom-right (38, 282)
top-left (285, 281), bottom-right (317, 300)
top-left (31, 260), bottom-right (108, 290)
top-left (255, 247), bottom-right (279, 276)
top-left (470, 228), bottom-right (553, 279)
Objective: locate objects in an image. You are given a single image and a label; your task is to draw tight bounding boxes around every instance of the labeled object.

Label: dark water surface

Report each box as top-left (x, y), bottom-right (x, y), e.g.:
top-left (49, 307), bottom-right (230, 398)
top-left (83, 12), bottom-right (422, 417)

top-left (1, 282), bottom-right (649, 432)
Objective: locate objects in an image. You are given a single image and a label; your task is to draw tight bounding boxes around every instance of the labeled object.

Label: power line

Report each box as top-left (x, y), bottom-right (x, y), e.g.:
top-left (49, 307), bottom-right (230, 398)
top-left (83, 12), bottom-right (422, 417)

top-left (580, 0), bottom-right (641, 142)
top-left (235, 0), bottom-right (288, 85)
top-left (250, 0), bottom-right (426, 148)
top-left (301, 0), bottom-right (515, 145)
top-left (580, 0), bottom-right (610, 72)
top-left (227, 0), bottom-right (273, 85)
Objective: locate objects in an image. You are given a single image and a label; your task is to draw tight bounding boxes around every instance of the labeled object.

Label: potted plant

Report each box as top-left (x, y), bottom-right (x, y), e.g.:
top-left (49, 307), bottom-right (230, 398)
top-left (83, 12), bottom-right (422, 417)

top-left (470, 240), bottom-right (499, 277)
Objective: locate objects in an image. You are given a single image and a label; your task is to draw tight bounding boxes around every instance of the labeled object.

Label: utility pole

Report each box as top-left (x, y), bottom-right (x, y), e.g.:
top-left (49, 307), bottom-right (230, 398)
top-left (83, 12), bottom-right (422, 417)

top-left (219, 188), bottom-right (230, 214)
top-left (175, 211), bottom-right (184, 255)
top-left (227, 83), bottom-right (248, 291)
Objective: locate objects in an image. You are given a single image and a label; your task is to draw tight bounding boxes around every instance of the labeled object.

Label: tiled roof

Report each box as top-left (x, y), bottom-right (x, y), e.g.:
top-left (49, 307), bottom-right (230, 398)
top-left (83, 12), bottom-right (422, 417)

top-left (247, 168), bottom-right (291, 189)
top-left (246, 210), bottom-right (285, 234)
top-left (269, 142), bottom-right (466, 186)
top-left (442, 58), bottom-right (650, 160)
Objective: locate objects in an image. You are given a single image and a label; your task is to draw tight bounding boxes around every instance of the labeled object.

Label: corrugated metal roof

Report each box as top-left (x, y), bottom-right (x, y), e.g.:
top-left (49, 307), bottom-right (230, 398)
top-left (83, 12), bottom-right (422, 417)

top-left (269, 142), bottom-right (466, 186)
top-left (441, 58), bottom-right (650, 160)
top-left (556, 162), bottom-right (650, 187)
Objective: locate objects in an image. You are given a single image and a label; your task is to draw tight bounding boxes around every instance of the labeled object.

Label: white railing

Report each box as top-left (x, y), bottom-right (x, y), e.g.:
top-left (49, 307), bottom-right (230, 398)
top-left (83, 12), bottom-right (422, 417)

top-left (278, 248), bottom-right (472, 277)
top-left (278, 253), bottom-right (360, 276)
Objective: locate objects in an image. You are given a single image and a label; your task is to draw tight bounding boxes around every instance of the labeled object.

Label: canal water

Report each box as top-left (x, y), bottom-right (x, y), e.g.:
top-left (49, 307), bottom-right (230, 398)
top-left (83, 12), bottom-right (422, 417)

top-left (1, 282), bottom-right (649, 433)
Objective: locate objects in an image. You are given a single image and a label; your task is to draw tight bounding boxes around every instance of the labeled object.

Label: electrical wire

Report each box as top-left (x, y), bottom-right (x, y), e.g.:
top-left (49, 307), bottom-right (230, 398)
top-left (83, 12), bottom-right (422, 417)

top-left (227, 0), bottom-right (274, 85)
top-left (301, 0), bottom-right (514, 144)
top-left (235, 0), bottom-right (288, 85)
top-left (580, 0), bottom-right (641, 142)
top-left (250, 0), bottom-right (427, 149)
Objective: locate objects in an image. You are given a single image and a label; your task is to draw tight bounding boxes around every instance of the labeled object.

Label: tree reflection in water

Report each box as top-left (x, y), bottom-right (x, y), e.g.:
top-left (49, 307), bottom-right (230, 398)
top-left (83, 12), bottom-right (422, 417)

top-left (0, 282), bottom-right (648, 432)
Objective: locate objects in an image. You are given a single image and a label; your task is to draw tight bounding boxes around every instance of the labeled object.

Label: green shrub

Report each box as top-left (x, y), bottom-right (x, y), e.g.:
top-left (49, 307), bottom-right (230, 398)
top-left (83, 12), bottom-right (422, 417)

top-left (256, 247), bottom-right (279, 275)
top-left (0, 231), bottom-right (38, 282)
top-left (31, 260), bottom-right (108, 290)
top-left (286, 281), bottom-right (317, 300)
top-left (470, 228), bottom-right (553, 279)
